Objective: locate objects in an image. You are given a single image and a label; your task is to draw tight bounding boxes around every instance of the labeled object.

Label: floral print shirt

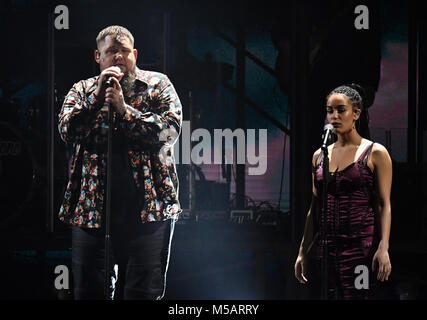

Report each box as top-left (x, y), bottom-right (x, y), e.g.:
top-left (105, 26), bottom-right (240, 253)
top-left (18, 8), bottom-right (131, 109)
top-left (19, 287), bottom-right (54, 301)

top-left (58, 68), bottom-right (182, 228)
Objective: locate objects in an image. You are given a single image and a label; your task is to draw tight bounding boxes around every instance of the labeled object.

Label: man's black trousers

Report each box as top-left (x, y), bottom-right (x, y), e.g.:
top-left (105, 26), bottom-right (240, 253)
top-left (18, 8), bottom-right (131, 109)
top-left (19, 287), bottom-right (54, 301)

top-left (71, 218), bottom-right (176, 300)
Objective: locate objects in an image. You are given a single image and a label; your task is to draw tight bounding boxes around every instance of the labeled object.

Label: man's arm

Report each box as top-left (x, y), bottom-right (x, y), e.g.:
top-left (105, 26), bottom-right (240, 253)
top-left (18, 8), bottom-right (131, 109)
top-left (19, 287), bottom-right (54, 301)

top-left (120, 75), bottom-right (182, 149)
top-left (58, 81), bottom-right (100, 144)
top-left (59, 66), bottom-right (125, 144)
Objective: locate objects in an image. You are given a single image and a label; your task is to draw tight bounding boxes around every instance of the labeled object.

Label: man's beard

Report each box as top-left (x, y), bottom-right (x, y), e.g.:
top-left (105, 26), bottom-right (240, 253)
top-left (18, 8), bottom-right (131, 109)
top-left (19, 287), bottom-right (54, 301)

top-left (120, 69), bottom-right (136, 98)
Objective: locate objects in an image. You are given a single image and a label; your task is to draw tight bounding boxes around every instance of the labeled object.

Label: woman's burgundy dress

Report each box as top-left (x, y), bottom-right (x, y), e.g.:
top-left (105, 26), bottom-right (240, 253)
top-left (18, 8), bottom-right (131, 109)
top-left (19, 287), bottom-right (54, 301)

top-left (313, 142), bottom-right (379, 299)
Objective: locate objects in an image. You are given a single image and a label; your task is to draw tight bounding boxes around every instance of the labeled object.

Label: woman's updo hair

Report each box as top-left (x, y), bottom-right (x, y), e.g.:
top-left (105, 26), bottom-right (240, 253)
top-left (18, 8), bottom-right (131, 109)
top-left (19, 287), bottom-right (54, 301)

top-left (326, 83), bottom-right (371, 139)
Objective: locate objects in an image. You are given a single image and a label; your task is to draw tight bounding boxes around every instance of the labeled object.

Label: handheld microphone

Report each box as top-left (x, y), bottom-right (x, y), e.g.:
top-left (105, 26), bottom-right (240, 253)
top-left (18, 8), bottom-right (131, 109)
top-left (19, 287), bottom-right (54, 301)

top-left (102, 77), bottom-right (115, 112)
top-left (105, 76), bottom-right (114, 87)
top-left (321, 124), bottom-right (334, 150)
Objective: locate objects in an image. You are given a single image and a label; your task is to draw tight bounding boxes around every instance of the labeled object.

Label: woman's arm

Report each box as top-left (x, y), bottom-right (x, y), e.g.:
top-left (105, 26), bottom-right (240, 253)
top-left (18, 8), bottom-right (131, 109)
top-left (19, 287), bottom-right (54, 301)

top-left (298, 192), bottom-right (318, 256)
top-left (299, 149), bottom-right (321, 254)
top-left (371, 143), bottom-right (393, 281)
top-left (295, 150), bottom-right (320, 283)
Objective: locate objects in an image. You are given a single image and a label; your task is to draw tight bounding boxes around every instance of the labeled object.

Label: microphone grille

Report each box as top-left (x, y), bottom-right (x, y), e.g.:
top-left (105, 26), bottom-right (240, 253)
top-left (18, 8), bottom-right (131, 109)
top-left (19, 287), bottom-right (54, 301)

top-left (324, 124), bottom-right (334, 131)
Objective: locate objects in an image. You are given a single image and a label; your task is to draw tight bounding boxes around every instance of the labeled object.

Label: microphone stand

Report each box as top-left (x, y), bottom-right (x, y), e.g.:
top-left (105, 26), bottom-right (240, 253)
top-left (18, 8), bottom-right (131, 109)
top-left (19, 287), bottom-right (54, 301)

top-left (104, 78), bottom-right (114, 300)
top-left (320, 129), bottom-right (331, 300)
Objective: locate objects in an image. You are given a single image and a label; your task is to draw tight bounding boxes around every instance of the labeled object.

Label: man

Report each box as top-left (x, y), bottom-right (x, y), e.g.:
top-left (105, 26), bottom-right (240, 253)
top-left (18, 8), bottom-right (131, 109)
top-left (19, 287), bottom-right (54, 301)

top-left (58, 25), bottom-right (182, 300)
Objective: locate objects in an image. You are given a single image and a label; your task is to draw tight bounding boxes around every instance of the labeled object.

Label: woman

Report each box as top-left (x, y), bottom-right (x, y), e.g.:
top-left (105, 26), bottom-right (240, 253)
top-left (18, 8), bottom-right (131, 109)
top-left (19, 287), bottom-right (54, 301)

top-left (294, 84), bottom-right (392, 299)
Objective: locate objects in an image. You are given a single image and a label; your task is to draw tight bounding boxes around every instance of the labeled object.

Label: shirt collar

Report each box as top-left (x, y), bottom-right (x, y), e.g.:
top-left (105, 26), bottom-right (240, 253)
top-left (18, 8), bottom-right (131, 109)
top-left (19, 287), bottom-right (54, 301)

top-left (134, 67), bottom-right (149, 85)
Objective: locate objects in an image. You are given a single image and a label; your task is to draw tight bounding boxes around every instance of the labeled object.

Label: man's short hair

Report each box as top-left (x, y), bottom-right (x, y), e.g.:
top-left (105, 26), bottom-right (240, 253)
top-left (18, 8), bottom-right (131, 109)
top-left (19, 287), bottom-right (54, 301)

top-left (96, 25), bottom-right (134, 48)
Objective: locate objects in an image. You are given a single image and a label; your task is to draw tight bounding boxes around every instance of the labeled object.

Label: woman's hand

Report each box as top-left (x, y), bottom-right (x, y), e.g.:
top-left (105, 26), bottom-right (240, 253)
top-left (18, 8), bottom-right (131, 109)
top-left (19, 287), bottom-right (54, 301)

top-left (295, 254), bottom-right (308, 284)
top-left (372, 246), bottom-right (391, 282)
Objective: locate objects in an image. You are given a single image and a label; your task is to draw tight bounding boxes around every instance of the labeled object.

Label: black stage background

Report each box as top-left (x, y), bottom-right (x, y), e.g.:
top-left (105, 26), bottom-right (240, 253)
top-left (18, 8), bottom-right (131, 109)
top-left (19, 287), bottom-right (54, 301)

top-left (0, 0), bottom-right (426, 302)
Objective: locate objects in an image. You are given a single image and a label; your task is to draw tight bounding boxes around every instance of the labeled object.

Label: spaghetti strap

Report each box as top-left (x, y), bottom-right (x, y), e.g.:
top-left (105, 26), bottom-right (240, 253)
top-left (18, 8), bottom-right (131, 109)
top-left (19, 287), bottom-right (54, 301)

top-left (315, 142), bottom-right (374, 167)
top-left (360, 142), bottom-right (375, 165)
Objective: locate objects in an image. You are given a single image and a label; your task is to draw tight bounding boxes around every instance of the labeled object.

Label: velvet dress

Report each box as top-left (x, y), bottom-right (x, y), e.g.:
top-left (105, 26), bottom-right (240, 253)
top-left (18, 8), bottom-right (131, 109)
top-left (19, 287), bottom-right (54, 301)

top-left (313, 142), bottom-right (379, 299)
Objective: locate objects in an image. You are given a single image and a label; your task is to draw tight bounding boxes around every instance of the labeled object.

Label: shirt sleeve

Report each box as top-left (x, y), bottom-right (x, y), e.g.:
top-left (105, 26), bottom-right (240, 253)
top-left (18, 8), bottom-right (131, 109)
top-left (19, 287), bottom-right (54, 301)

top-left (121, 75), bottom-right (182, 149)
top-left (58, 81), bottom-right (99, 144)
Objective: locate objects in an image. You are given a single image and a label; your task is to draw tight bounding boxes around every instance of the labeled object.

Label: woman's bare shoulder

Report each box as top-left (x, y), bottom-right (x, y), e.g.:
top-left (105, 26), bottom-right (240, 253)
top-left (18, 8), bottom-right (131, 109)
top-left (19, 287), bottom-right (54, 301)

top-left (371, 141), bottom-right (388, 152)
top-left (371, 142), bottom-right (391, 161)
top-left (312, 148), bottom-right (322, 166)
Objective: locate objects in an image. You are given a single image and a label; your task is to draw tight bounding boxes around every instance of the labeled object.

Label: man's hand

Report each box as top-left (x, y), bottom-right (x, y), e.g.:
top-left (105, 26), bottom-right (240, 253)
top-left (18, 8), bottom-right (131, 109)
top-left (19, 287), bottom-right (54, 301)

top-left (105, 77), bottom-right (126, 117)
top-left (94, 66), bottom-right (124, 101)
